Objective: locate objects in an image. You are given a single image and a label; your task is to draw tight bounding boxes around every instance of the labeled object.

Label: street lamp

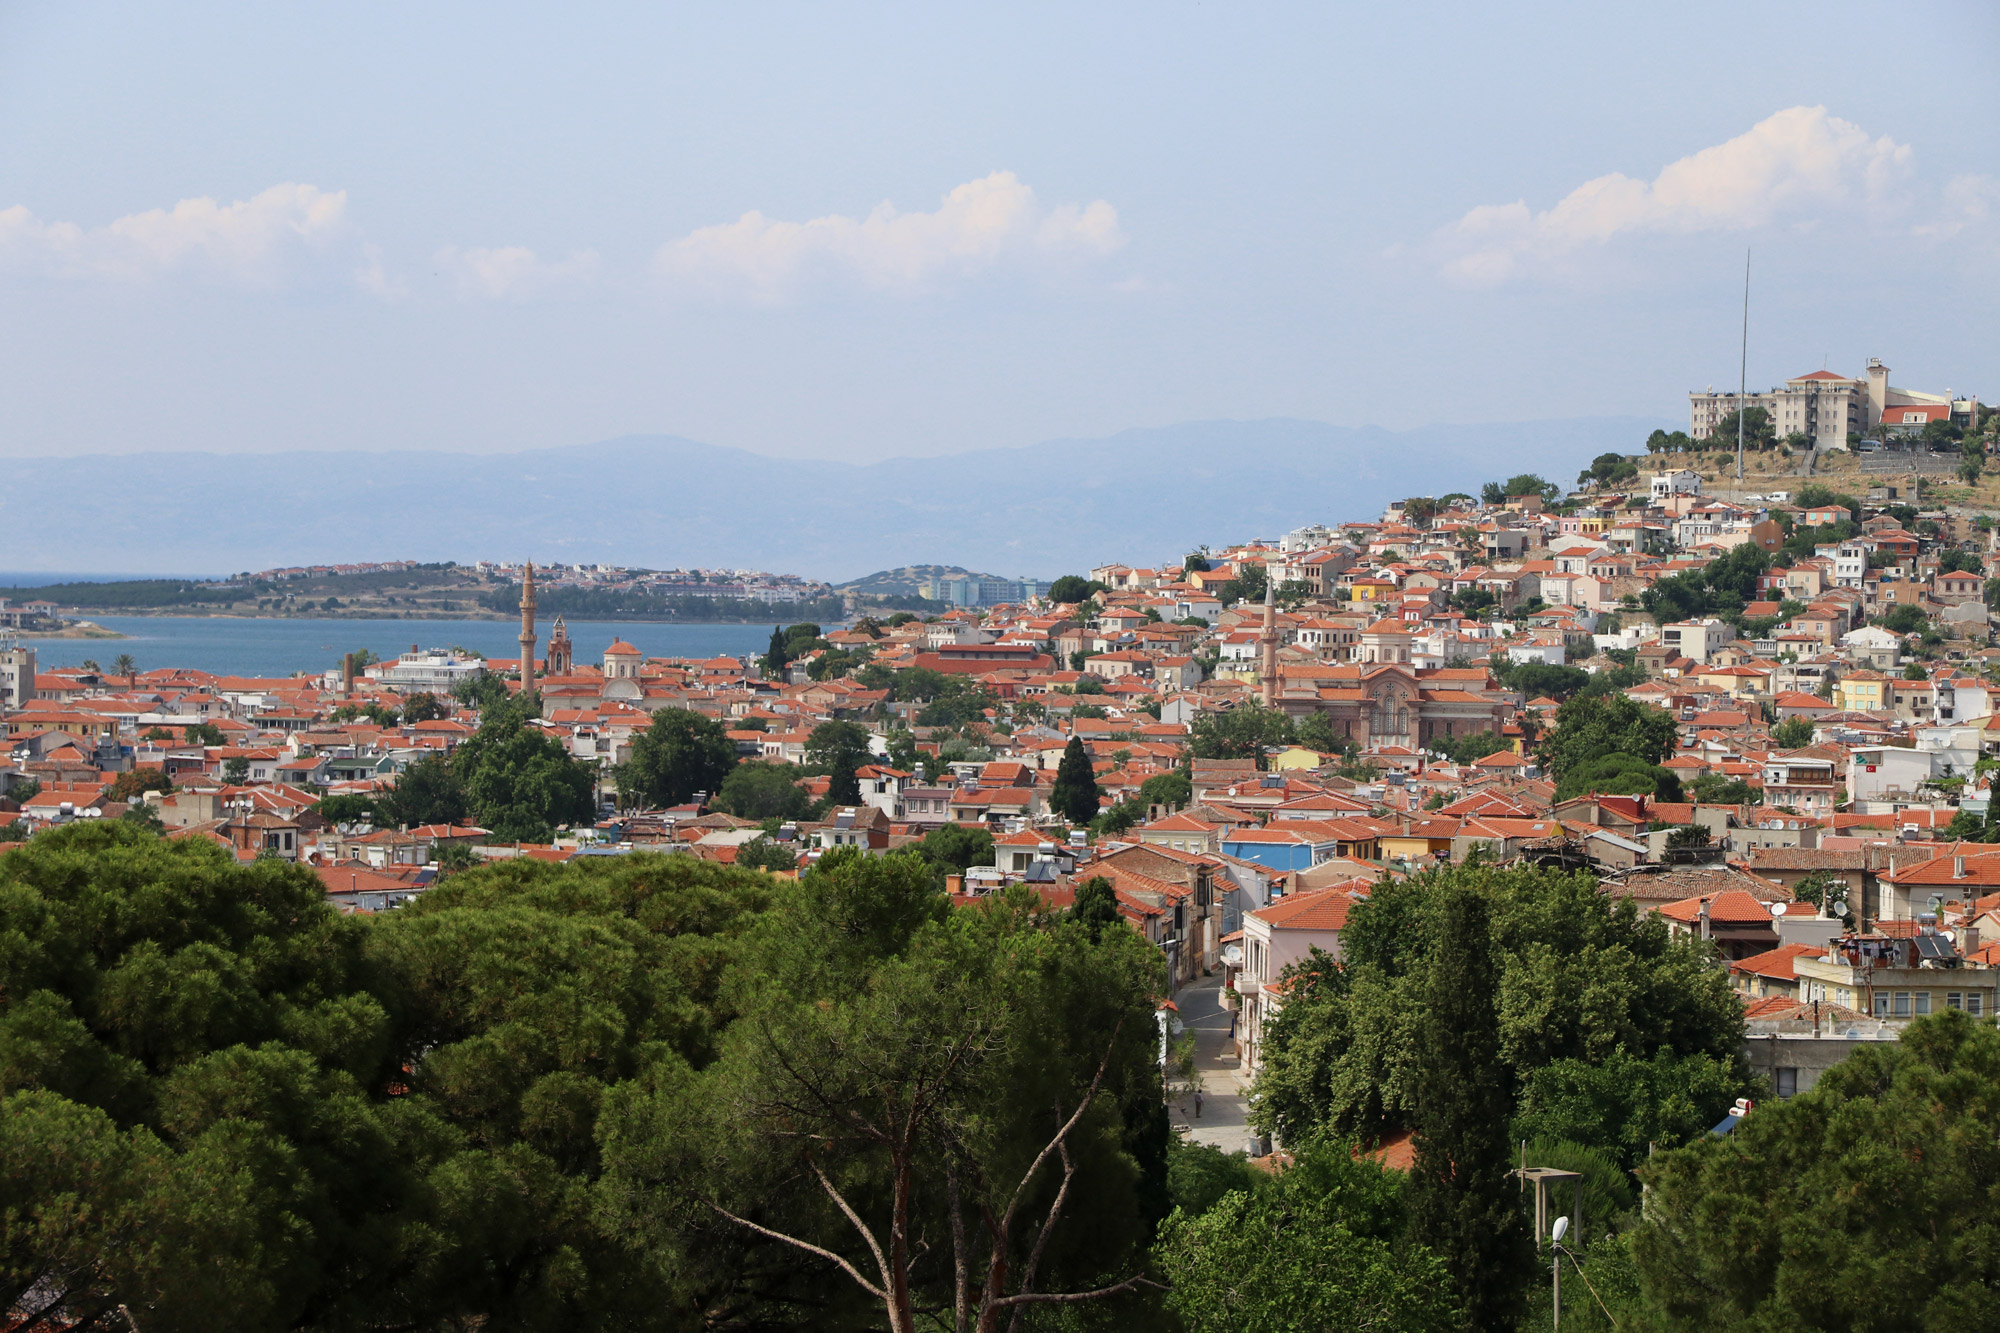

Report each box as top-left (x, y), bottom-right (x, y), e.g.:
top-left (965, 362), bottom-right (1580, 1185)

top-left (1550, 1216), bottom-right (1569, 1329)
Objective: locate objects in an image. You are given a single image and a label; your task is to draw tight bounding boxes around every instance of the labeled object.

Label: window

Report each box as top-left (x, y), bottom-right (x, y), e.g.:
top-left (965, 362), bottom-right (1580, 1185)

top-left (1776, 1068), bottom-right (1799, 1098)
top-left (1914, 992), bottom-right (1932, 1016)
top-left (1947, 992), bottom-right (1963, 1010)
top-left (1971, 994), bottom-right (1984, 1017)
top-left (1874, 992), bottom-right (1891, 1017)
top-left (1893, 992), bottom-right (1911, 1018)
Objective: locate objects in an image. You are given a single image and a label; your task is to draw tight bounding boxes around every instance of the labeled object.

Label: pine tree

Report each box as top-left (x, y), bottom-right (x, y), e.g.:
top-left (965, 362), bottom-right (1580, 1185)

top-left (1050, 735), bottom-right (1101, 825)
top-left (1408, 886), bottom-right (1534, 1330)
top-left (762, 627), bottom-right (790, 677)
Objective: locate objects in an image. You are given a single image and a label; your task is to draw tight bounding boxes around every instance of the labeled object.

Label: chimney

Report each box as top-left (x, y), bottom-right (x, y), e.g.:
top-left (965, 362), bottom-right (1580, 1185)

top-left (1962, 925), bottom-right (1981, 957)
top-left (1955, 856), bottom-right (1967, 879)
top-left (1698, 896), bottom-right (1712, 941)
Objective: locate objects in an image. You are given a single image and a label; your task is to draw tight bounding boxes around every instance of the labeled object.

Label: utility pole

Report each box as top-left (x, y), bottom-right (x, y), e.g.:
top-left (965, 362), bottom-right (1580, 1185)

top-left (1737, 248), bottom-right (1750, 484)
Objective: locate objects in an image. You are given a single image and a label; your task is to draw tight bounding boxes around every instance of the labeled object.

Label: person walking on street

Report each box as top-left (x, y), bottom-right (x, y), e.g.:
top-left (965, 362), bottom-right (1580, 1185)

top-left (1195, 1087), bottom-right (1203, 1118)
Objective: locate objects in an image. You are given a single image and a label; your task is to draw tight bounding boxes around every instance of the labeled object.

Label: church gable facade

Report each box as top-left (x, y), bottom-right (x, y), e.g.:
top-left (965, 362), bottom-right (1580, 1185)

top-left (1266, 662), bottom-right (1509, 748)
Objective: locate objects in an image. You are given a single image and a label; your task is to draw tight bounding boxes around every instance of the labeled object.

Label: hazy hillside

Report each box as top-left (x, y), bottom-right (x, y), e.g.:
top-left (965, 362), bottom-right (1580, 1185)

top-left (1, 416), bottom-right (1668, 580)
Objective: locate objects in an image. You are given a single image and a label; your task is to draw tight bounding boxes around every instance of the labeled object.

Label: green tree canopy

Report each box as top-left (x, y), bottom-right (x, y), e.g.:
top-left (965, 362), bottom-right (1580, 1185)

top-left (803, 720), bottom-right (873, 806)
top-left (1497, 660), bottom-right (1591, 701)
top-left (911, 821), bottom-right (995, 878)
top-left (1189, 701), bottom-right (1294, 768)
top-left (378, 752), bottom-right (467, 829)
top-left (1710, 405), bottom-right (1776, 451)
top-left (618, 707), bottom-right (736, 810)
top-left (1580, 452), bottom-right (1639, 488)
top-left (104, 767), bottom-right (173, 803)
top-left (1253, 866), bottom-right (1747, 1151)
top-left (597, 850), bottom-right (1170, 1332)
top-left (1068, 874), bottom-right (1122, 941)
top-left (1137, 770), bottom-right (1192, 810)
top-left (1541, 692), bottom-right (1678, 782)
top-left (1158, 1138), bottom-right (1457, 1333)
top-left (1296, 710), bottom-right (1342, 754)
top-left (1555, 752), bottom-right (1684, 803)
top-left (0, 822), bottom-right (408, 1330)
top-left (401, 691), bottom-right (447, 724)
top-left (733, 836), bottom-right (799, 873)
top-left (1046, 574), bottom-right (1101, 604)
top-left (712, 760), bottom-right (810, 822)
top-left (451, 694), bottom-right (596, 840)
top-left (1434, 730), bottom-right (1511, 765)
top-left (1768, 716), bottom-right (1815, 749)
top-left (1220, 561), bottom-right (1268, 607)
top-left (450, 672), bottom-right (510, 711)
top-left (1632, 1010), bottom-right (2000, 1329)
top-left (1483, 473), bottom-right (1562, 505)
top-left (1877, 602), bottom-right (1929, 635)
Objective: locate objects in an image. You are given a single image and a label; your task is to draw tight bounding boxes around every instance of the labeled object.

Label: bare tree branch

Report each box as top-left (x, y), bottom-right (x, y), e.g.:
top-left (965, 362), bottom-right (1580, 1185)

top-left (1005, 1120), bottom-right (1077, 1333)
top-left (810, 1157), bottom-right (894, 1289)
top-left (998, 1022), bottom-right (1123, 1238)
top-left (707, 1203), bottom-right (889, 1301)
top-left (991, 1274), bottom-right (1165, 1308)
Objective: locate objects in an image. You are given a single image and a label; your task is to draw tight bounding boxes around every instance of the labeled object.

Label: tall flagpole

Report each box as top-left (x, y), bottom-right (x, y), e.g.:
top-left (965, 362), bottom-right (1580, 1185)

top-left (1737, 249), bottom-right (1750, 483)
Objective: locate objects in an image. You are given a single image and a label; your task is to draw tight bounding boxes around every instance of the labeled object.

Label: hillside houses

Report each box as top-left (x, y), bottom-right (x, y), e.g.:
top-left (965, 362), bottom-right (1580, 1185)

top-left (10, 458), bottom-right (2000, 1100)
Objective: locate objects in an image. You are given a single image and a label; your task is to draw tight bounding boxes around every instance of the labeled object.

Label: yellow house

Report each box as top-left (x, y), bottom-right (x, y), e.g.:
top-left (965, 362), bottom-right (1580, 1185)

top-left (1350, 578), bottom-right (1397, 603)
top-left (1268, 746), bottom-right (1327, 772)
top-left (1380, 817), bottom-right (1458, 863)
top-left (1695, 664), bottom-right (1771, 700)
top-left (1832, 670), bottom-right (1888, 712)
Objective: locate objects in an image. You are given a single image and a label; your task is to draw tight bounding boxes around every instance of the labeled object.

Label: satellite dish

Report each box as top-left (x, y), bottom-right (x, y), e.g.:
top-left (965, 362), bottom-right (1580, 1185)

top-left (1945, 929), bottom-right (1958, 944)
top-left (1770, 902), bottom-right (1788, 917)
top-left (1551, 1216), bottom-right (1570, 1244)
top-left (1831, 899), bottom-right (1849, 916)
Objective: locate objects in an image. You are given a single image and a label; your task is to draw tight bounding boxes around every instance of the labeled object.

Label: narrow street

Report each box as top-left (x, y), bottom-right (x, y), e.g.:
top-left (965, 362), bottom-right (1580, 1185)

top-left (1169, 975), bottom-right (1255, 1152)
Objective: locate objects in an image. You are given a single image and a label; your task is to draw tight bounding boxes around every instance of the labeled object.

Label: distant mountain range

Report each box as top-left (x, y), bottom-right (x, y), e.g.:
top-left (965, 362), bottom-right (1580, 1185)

top-left (835, 565), bottom-right (1008, 595)
top-left (0, 416), bottom-right (1668, 582)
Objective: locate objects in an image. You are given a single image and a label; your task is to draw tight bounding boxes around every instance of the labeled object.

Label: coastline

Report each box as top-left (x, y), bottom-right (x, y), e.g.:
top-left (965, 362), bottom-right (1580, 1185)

top-left (16, 621), bottom-right (129, 640)
top-left (19, 610), bottom-right (810, 625)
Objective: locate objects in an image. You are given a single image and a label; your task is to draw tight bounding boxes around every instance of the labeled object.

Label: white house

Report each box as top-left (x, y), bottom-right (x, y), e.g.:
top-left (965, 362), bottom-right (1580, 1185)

top-left (1842, 624), bottom-right (1902, 671)
top-left (1232, 888), bottom-right (1359, 1076)
top-left (1651, 469), bottom-right (1703, 500)
top-left (1846, 745), bottom-right (1944, 809)
top-left (1506, 636), bottom-right (1568, 666)
top-left (1660, 619), bottom-right (1735, 665)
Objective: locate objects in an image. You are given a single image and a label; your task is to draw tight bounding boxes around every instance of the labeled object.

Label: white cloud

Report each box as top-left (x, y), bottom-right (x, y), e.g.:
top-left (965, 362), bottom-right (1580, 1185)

top-left (353, 244), bottom-right (407, 301)
top-left (0, 183), bottom-right (349, 285)
top-left (1437, 107), bottom-right (1913, 285)
top-left (433, 245), bottom-right (600, 300)
top-left (1914, 173), bottom-right (2000, 240)
top-left (653, 171), bottom-right (1124, 300)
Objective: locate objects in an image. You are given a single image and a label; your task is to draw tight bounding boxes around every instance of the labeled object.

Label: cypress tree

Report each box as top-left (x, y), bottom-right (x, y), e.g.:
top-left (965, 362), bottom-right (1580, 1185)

top-left (1069, 874), bottom-right (1121, 940)
top-left (762, 627), bottom-right (790, 676)
top-left (1408, 886), bottom-right (1534, 1330)
top-left (1050, 735), bottom-right (1101, 825)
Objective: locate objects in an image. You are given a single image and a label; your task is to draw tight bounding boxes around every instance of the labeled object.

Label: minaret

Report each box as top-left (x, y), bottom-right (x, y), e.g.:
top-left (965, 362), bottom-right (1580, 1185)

top-left (518, 562), bottom-right (538, 678)
top-left (1258, 575), bottom-right (1279, 707)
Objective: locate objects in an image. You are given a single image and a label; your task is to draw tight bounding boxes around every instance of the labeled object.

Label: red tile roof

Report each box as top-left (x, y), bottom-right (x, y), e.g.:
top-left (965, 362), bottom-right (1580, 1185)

top-left (1248, 887), bottom-right (1358, 931)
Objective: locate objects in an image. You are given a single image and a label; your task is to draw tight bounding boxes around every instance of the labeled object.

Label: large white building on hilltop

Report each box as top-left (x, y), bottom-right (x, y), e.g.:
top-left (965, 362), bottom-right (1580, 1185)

top-left (1690, 359), bottom-right (1981, 448)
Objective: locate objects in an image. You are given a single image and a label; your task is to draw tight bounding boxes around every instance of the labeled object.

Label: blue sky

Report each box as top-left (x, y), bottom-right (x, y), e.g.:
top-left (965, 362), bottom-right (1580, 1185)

top-left (1, 1), bottom-right (1994, 463)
